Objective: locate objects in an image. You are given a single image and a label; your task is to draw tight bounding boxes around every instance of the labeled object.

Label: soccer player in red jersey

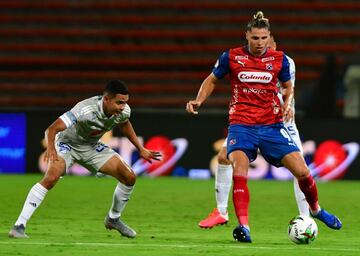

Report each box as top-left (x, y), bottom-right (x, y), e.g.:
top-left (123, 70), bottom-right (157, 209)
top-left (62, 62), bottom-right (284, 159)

top-left (186, 11), bottom-right (342, 242)
top-left (198, 36), bottom-right (309, 229)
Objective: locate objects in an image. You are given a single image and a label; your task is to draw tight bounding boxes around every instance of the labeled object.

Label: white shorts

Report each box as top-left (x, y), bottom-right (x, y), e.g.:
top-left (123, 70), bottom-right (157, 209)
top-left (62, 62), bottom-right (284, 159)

top-left (222, 137), bottom-right (228, 148)
top-left (283, 121), bottom-right (303, 153)
top-left (55, 139), bottom-right (117, 174)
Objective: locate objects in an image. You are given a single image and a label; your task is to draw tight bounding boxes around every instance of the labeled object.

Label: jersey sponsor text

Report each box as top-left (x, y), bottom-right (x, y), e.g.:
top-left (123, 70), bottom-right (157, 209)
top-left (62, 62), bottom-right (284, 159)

top-left (238, 71), bottom-right (273, 83)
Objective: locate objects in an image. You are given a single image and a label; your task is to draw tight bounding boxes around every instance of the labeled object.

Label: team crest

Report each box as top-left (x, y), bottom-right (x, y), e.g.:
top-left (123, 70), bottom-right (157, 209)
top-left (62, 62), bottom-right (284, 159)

top-left (266, 63), bottom-right (273, 70)
top-left (272, 100), bottom-right (280, 114)
top-left (273, 106), bottom-right (280, 114)
top-left (229, 139), bottom-right (237, 146)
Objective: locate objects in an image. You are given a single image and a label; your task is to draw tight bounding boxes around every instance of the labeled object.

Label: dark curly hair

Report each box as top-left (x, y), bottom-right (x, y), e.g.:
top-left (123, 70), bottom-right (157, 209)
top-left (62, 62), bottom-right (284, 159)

top-left (104, 80), bottom-right (128, 97)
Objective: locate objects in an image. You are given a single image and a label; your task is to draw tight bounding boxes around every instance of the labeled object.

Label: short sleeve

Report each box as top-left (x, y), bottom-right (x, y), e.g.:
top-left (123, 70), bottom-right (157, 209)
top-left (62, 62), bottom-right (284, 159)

top-left (59, 101), bottom-right (87, 128)
top-left (59, 111), bottom-right (77, 128)
top-left (278, 53), bottom-right (291, 83)
top-left (286, 55), bottom-right (296, 86)
top-left (212, 51), bottom-right (230, 79)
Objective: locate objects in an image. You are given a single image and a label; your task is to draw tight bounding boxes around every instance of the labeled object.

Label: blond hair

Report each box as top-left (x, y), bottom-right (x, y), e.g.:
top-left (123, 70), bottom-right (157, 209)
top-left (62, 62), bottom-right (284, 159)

top-left (246, 11), bottom-right (270, 31)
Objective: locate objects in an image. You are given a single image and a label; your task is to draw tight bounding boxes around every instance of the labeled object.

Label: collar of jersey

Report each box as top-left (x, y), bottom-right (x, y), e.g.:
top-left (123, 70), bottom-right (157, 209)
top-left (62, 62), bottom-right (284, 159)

top-left (245, 45), bottom-right (268, 57)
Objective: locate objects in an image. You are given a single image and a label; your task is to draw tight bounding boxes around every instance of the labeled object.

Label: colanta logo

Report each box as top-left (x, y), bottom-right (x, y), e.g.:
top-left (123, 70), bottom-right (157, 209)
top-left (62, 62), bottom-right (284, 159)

top-left (238, 72), bottom-right (273, 83)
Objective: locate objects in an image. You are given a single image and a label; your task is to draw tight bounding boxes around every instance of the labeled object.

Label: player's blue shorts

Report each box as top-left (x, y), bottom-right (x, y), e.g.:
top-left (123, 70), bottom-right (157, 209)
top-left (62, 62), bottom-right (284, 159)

top-left (227, 123), bottom-right (300, 167)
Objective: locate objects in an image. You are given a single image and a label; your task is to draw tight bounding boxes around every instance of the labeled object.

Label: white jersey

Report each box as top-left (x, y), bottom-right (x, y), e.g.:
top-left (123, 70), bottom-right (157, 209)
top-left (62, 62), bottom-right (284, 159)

top-left (58, 95), bottom-right (131, 148)
top-left (278, 55), bottom-right (302, 152)
top-left (278, 55), bottom-right (295, 111)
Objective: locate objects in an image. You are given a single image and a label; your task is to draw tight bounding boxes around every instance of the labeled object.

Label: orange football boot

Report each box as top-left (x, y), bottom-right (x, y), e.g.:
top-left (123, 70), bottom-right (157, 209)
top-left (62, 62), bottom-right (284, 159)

top-left (199, 208), bottom-right (229, 228)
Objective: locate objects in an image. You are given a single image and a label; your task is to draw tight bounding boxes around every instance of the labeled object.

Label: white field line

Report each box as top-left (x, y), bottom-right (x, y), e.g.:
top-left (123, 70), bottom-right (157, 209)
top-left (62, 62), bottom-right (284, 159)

top-left (0, 241), bottom-right (359, 252)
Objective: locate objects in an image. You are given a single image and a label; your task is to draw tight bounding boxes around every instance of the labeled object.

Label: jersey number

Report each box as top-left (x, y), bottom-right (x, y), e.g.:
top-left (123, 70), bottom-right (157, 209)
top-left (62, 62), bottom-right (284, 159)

top-left (280, 128), bottom-right (295, 146)
top-left (95, 143), bottom-right (108, 152)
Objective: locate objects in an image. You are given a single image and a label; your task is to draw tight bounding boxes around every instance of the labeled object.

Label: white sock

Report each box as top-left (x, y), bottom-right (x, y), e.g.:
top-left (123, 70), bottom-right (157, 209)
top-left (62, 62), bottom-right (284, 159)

top-left (293, 178), bottom-right (310, 216)
top-left (108, 182), bottom-right (134, 219)
top-left (215, 164), bottom-right (233, 215)
top-left (15, 183), bottom-right (48, 227)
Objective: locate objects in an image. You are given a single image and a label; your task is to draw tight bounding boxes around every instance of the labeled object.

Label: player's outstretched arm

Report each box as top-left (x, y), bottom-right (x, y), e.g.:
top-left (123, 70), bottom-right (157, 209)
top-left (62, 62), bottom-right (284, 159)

top-left (44, 118), bottom-right (67, 163)
top-left (119, 121), bottom-right (161, 162)
top-left (186, 73), bottom-right (219, 114)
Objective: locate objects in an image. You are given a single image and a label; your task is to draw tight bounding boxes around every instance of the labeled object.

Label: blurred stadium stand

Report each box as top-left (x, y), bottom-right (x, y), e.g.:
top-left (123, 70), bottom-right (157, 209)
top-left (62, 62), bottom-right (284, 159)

top-left (0, 1), bottom-right (359, 115)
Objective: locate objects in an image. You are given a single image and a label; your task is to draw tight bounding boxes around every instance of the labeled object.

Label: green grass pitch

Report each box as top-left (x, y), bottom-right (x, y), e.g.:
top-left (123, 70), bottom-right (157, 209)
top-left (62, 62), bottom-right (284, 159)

top-left (0, 175), bottom-right (359, 256)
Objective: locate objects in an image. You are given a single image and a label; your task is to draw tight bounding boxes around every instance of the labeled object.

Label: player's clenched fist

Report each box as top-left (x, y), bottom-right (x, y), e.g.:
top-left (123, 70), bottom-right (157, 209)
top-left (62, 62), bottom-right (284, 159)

top-left (186, 100), bottom-right (201, 114)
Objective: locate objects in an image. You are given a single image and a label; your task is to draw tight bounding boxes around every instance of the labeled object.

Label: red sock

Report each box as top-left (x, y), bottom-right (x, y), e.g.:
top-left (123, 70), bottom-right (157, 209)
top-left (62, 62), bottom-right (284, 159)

top-left (233, 175), bottom-right (249, 226)
top-left (298, 175), bottom-right (319, 212)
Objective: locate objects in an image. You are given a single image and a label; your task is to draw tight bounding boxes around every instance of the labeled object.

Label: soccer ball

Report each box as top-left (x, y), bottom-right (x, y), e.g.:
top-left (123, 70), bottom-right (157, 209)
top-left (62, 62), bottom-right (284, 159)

top-left (288, 215), bottom-right (318, 244)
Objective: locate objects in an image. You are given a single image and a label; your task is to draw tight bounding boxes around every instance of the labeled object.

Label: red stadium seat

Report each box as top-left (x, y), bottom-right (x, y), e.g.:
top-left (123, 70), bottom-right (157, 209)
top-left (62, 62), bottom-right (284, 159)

top-left (0, 1), bottom-right (357, 109)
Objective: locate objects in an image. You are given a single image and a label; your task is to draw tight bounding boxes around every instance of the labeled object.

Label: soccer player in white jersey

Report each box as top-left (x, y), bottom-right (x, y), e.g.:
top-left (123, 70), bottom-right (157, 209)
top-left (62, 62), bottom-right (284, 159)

top-left (9, 80), bottom-right (161, 238)
top-left (198, 36), bottom-right (309, 228)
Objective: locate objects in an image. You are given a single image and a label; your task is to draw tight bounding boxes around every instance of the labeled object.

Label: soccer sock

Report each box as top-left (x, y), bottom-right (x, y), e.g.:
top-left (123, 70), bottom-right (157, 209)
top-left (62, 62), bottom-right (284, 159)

top-left (108, 182), bottom-right (134, 219)
top-left (232, 175), bottom-right (250, 226)
top-left (15, 183), bottom-right (48, 227)
top-left (293, 178), bottom-right (310, 216)
top-left (215, 164), bottom-right (233, 215)
top-left (298, 175), bottom-right (319, 214)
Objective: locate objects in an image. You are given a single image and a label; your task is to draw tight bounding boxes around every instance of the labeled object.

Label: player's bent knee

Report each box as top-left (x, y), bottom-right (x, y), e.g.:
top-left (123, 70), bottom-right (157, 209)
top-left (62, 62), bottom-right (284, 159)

top-left (297, 169), bottom-right (310, 180)
top-left (217, 147), bottom-right (230, 165)
top-left (218, 154), bottom-right (231, 165)
top-left (293, 167), bottom-right (310, 180)
top-left (232, 167), bottom-right (248, 176)
top-left (122, 172), bottom-right (136, 186)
